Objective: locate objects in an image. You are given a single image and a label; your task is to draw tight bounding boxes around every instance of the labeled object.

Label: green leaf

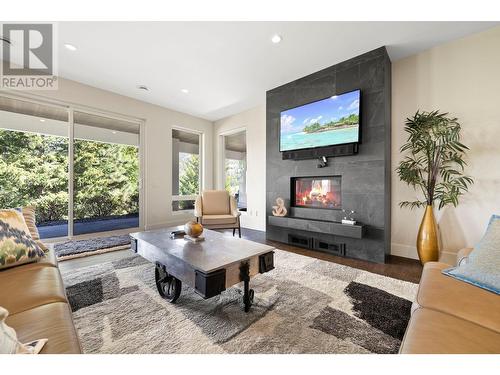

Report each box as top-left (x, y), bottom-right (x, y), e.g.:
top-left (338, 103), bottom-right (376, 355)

top-left (397, 110), bottom-right (473, 210)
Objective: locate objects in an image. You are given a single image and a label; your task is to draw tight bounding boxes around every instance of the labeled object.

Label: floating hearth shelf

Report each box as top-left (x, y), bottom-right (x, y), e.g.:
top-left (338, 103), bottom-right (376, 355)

top-left (268, 215), bottom-right (364, 239)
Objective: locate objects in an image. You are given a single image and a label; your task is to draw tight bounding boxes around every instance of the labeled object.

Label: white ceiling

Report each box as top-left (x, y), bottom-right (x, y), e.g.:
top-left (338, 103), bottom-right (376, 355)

top-left (27, 22), bottom-right (500, 121)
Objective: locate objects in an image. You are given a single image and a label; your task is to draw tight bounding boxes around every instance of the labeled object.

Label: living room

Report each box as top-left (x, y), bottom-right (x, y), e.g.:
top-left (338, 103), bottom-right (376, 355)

top-left (1, 2), bottom-right (499, 373)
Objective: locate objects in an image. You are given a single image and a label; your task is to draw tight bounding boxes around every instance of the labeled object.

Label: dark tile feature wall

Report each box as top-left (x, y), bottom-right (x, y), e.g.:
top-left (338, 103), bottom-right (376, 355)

top-left (266, 47), bottom-right (391, 263)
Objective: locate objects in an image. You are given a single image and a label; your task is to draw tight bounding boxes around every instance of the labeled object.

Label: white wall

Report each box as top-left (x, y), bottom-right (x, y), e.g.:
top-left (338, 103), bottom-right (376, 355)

top-left (391, 26), bottom-right (500, 263)
top-left (214, 105), bottom-right (266, 231)
top-left (22, 77), bottom-right (213, 230)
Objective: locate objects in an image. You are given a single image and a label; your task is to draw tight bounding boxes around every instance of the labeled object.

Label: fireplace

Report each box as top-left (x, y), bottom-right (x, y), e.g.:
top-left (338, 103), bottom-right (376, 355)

top-left (291, 176), bottom-right (341, 210)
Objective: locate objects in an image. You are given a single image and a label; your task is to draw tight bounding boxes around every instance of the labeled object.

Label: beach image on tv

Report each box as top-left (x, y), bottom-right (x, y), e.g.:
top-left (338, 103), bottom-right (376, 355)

top-left (280, 90), bottom-right (360, 151)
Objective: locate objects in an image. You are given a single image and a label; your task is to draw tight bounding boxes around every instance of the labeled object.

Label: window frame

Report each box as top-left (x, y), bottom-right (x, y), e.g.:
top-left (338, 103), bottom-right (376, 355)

top-left (171, 126), bottom-right (203, 214)
top-left (218, 127), bottom-right (246, 192)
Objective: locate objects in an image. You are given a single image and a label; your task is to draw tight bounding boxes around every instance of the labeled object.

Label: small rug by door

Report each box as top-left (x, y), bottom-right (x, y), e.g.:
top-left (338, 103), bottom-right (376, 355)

top-left (60, 249), bottom-right (418, 354)
top-left (54, 235), bottom-right (131, 261)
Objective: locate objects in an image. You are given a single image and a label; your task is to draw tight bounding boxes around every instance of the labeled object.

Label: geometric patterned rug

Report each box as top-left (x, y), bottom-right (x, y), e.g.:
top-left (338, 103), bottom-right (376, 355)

top-left (60, 249), bottom-right (418, 354)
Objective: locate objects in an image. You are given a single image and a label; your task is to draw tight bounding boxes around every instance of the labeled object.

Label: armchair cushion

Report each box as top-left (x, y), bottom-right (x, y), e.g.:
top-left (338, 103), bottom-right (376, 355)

top-left (201, 214), bottom-right (238, 225)
top-left (201, 190), bottom-right (230, 215)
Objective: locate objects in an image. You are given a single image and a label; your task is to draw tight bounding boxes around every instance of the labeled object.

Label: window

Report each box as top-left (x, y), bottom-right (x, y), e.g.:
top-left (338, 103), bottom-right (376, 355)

top-left (0, 96), bottom-right (69, 238)
top-left (172, 128), bottom-right (201, 212)
top-left (223, 130), bottom-right (247, 210)
top-left (0, 94), bottom-right (143, 239)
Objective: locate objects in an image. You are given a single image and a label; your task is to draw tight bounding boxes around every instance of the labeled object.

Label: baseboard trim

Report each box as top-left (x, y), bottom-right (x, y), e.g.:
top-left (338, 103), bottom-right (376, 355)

top-left (391, 243), bottom-right (419, 260)
top-left (391, 242), bottom-right (457, 264)
top-left (240, 216), bottom-right (265, 231)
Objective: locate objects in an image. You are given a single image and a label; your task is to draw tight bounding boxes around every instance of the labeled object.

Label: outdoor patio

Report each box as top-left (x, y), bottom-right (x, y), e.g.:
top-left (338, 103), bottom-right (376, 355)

top-left (38, 214), bottom-right (139, 238)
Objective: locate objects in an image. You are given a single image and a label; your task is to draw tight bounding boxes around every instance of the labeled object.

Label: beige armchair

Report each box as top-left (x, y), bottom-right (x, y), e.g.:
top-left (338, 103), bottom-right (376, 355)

top-left (194, 190), bottom-right (241, 237)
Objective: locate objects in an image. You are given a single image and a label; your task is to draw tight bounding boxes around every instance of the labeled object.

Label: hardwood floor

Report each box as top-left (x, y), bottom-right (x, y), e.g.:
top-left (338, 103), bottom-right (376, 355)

top-left (59, 228), bottom-right (423, 284)
top-left (218, 228), bottom-right (423, 284)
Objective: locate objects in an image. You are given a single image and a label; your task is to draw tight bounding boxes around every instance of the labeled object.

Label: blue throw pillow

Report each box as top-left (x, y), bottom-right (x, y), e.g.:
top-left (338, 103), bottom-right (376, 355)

top-left (442, 214), bottom-right (500, 294)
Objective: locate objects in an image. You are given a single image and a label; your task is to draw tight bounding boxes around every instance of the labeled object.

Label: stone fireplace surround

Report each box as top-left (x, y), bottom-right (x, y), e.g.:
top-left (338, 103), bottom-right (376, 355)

top-left (266, 47), bottom-right (391, 263)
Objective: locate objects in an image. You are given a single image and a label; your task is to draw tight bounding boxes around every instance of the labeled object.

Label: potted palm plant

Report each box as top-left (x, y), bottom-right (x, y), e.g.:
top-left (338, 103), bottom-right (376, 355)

top-left (397, 110), bottom-right (473, 264)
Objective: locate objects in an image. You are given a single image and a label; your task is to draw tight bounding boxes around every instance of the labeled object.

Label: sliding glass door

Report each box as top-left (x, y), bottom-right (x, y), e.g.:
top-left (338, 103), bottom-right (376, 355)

top-left (0, 96), bottom-right (69, 238)
top-left (73, 111), bottom-right (140, 235)
top-left (0, 94), bottom-right (142, 238)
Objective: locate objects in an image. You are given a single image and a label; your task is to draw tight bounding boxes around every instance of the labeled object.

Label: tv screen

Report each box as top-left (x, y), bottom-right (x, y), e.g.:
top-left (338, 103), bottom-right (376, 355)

top-left (280, 89), bottom-right (361, 152)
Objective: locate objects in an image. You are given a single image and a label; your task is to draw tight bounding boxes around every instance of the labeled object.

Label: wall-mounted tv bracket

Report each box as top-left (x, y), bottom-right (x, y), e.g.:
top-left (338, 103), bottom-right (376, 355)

top-left (317, 156), bottom-right (328, 168)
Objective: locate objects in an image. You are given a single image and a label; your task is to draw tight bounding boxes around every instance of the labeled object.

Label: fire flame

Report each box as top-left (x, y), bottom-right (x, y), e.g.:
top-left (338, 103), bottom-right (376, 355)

top-left (295, 181), bottom-right (339, 208)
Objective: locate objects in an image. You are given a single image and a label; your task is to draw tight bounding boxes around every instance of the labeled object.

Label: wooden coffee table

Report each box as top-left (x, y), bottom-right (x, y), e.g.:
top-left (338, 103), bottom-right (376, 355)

top-left (130, 227), bottom-right (275, 312)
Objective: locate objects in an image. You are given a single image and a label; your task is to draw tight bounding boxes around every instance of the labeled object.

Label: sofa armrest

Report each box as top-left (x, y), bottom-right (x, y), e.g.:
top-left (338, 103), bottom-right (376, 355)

top-left (229, 196), bottom-right (241, 217)
top-left (456, 247), bottom-right (474, 266)
top-left (194, 195), bottom-right (203, 218)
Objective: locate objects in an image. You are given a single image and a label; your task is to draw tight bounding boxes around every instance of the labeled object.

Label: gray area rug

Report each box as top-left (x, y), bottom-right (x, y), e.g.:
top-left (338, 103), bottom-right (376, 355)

top-left (60, 249), bottom-right (418, 354)
top-left (54, 235), bottom-right (131, 260)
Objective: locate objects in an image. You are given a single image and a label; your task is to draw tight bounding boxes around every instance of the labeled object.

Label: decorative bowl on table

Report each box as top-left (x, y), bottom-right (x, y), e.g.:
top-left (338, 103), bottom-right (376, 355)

top-left (184, 220), bottom-right (203, 238)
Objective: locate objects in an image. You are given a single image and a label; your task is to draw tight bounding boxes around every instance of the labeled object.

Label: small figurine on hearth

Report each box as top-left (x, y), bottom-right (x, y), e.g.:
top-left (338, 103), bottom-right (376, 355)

top-left (272, 197), bottom-right (287, 217)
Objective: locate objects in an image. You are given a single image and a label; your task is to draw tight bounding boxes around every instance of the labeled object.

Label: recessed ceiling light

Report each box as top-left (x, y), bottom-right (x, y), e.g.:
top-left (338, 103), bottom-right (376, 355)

top-left (181, 89), bottom-right (189, 94)
top-left (39, 119), bottom-right (46, 122)
top-left (271, 34), bottom-right (282, 44)
top-left (64, 43), bottom-right (77, 51)
top-left (112, 131), bottom-right (117, 134)
top-left (137, 85), bottom-right (149, 91)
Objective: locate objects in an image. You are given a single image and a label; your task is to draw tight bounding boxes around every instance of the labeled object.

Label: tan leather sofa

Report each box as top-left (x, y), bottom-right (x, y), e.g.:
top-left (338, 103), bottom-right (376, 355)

top-left (400, 248), bottom-right (500, 354)
top-left (194, 190), bottom-right (242, 237)
top-left (0, 247), bottom-right (82, 354)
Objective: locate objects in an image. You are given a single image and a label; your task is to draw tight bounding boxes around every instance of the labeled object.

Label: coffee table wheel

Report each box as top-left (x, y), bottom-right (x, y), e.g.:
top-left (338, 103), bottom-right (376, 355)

top-left (155, 263), bottom-right (182, 303)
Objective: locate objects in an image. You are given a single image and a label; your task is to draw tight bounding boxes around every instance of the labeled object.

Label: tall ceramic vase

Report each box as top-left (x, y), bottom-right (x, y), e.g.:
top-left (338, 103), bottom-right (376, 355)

top-left (416, 205), bottom-right (439, 265)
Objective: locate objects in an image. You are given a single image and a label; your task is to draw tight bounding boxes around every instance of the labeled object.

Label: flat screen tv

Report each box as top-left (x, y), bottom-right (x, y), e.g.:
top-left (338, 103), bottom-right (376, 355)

top-left (279, 89), bottom-right (361, 152)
